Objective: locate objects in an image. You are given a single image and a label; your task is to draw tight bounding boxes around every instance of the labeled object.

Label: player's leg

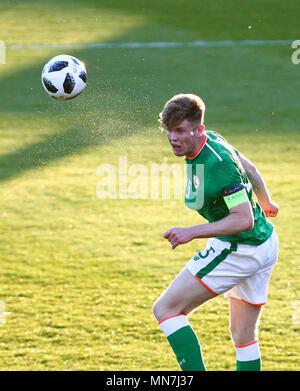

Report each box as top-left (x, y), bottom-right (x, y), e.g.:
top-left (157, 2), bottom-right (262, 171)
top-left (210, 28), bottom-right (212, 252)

top-left (229, 297), bottom-right (263, 371)
top-left (153, 268), bottom-right (215, 321)
top-left (153, 268), bottom-right (216, 371)
top-left (226, 230), bottom-right (279, 370)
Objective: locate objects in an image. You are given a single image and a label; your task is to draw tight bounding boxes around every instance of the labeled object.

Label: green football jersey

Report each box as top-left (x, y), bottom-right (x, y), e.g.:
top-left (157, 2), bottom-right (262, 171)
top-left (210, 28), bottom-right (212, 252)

top-left (184, 130), bottom-right (273, 245)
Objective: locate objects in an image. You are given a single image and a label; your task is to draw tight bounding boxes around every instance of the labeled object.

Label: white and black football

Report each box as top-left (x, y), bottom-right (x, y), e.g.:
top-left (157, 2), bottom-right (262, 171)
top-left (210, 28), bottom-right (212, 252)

top-left (41, 54), bottom-right (87, 100)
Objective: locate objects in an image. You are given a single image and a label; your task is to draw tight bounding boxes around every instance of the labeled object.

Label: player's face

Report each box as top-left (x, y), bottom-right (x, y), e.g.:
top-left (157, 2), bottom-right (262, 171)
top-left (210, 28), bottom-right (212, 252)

top-left (166, 119), bottom-right (199, 156)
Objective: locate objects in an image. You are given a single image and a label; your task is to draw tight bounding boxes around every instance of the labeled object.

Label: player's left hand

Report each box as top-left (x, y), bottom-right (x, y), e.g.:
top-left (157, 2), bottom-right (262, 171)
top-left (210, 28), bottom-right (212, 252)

top-left (163, 227), bottom-right (194, 249)
top-left (263, 201), bottom-right (279, 217)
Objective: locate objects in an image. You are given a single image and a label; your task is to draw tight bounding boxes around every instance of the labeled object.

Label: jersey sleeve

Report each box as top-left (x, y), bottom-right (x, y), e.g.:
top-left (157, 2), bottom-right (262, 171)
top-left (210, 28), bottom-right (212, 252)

top-left (209, 159), bottom-right (248, 209)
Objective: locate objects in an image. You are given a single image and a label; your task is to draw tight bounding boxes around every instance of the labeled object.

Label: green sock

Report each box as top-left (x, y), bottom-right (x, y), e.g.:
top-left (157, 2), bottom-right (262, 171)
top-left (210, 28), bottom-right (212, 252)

top-left (236, 358), bottom-right (261, 371)
top-left (159, 315), bottom-right (206, 371)
top-left (235, 341), bottom-right (261, 371)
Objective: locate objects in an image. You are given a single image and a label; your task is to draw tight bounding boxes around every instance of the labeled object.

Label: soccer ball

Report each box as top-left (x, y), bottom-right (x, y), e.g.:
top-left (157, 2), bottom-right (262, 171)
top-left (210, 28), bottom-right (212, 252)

top-left (41, 54), bottom-right (87, 100)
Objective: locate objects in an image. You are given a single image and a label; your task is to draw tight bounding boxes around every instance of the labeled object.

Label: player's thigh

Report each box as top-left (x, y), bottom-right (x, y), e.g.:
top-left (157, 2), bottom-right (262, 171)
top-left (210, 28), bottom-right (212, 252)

top-left (153, 268), bottom-right (216, 321)
top-left (229, 297), bottom-right (263, 345)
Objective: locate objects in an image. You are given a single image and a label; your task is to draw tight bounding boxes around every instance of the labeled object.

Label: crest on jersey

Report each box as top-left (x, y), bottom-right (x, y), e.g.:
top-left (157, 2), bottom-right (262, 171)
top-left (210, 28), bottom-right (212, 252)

top-left (193, 174), bottom-right (200, 190)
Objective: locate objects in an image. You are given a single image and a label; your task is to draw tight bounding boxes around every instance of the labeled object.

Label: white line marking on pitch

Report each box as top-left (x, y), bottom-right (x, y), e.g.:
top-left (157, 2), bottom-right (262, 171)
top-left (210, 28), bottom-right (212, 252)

top-left (7, 40), bottom-right (294, 50)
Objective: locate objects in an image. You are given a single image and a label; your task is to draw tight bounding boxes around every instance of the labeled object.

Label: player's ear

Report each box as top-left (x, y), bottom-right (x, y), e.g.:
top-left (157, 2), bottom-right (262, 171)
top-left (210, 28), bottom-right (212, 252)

top-left (198, 124), bottom-right (205, 133)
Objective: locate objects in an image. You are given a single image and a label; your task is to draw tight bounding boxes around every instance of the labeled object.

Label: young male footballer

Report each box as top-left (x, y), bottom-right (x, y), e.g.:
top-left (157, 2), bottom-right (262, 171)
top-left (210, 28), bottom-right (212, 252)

top-left (153, 94), bottom-right (279, 371)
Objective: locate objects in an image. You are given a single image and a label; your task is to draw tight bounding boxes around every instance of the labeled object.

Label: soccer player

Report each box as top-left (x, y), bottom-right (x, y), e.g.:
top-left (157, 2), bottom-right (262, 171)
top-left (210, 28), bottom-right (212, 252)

top-left (153, 94), bottom-right (279, 371)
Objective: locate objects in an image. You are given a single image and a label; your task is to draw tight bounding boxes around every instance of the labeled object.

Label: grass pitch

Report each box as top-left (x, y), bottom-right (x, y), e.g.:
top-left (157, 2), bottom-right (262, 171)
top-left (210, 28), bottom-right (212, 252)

top-left (0, 0), bottom-right (299, 371)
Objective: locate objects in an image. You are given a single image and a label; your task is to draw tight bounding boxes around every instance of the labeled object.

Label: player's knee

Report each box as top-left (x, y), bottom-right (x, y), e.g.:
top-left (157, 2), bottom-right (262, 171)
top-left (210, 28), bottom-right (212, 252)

top-left (152, 300), bottom-right (162, 321)
top-left (152, 297), bottom-right (185, 323)
top-left (152, 298), bottom-right (170, 322)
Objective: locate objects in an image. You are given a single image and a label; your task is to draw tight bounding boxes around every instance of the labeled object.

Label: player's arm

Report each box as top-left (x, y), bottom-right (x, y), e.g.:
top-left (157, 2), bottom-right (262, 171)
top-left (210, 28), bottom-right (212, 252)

top-left (191, 201), bottom-right (254, 237)
top-left (238, 153), bottom-right (279, 217)
top-left (163, 199), bottom-right (254, 249)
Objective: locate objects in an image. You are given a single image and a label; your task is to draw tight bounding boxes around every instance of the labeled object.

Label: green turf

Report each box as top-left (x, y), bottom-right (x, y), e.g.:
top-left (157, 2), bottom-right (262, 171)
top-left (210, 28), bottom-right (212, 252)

top-left (0, 0), bottom-right (299, 371)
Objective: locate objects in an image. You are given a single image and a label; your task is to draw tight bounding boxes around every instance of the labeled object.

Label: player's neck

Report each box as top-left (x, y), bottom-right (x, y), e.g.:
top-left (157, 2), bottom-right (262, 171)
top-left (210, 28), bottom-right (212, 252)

top-left (186, 131), bottom-right (207, 159)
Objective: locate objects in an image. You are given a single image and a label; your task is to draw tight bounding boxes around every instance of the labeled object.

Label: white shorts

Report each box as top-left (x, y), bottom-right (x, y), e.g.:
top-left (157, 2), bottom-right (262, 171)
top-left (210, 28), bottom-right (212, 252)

top-left (186, 230), bottom-right (279, 306)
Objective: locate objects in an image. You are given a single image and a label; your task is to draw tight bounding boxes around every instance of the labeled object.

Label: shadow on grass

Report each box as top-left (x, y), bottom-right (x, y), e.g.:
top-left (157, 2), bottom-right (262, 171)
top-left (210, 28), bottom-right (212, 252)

top-left (0, 39), bottom-right (164, 182)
